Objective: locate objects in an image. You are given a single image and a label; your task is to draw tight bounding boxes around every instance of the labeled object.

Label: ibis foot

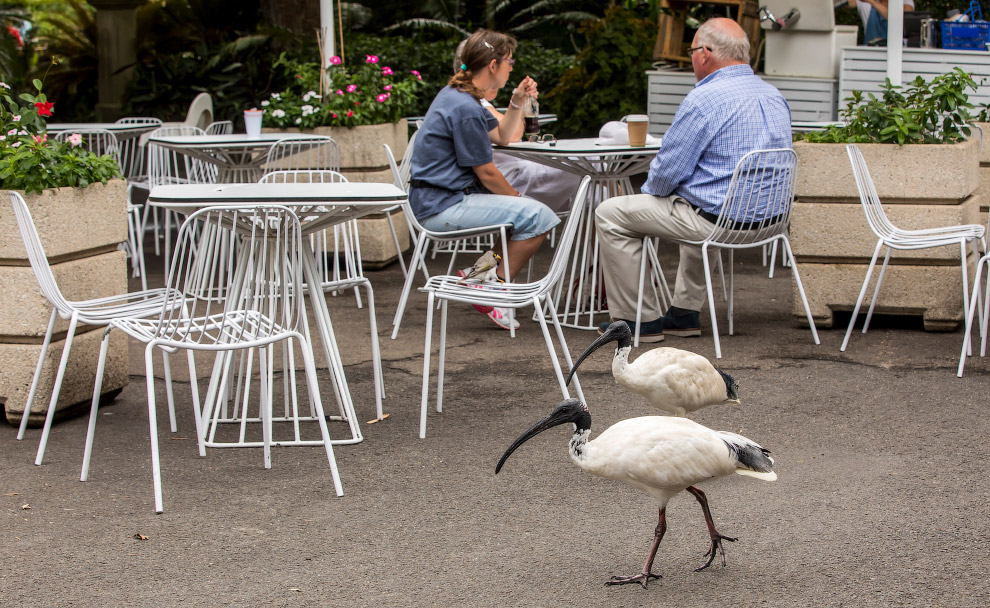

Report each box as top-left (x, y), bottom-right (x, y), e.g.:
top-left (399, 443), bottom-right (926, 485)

top-left (605, 572), bottom-right (661, 589)
top-left (694, 534), bottom-right (737, 571)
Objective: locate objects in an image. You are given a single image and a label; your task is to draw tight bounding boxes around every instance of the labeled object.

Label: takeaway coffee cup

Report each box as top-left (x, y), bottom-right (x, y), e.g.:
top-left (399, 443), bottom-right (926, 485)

top-left (244, 109), bottom-right (263, 138)
top-left (626, 114), bottom-right (649, 147)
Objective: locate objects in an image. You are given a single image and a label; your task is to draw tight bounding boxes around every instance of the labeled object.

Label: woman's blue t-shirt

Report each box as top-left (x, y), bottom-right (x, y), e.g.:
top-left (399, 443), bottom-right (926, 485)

top-left (409, 86), bottom-right (498, 220)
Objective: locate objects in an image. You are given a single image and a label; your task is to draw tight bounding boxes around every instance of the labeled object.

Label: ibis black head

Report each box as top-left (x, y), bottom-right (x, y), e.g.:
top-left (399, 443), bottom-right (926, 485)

top-left (495, 398), bottom-right (591, 474)
top-left (565, 322), bottom-right (632, 386)
top-left (717, 369), bottom-right (740, 404)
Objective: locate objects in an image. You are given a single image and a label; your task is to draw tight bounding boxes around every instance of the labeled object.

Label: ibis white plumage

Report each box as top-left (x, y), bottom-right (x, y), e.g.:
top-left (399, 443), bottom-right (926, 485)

top-left (567, 321), bottom-right (739, 416)
top-left (496, 398), bottom-right (776, 588)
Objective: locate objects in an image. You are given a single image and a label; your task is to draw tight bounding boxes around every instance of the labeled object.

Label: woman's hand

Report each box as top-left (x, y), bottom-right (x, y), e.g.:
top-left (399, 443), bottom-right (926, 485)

top-left (510, 76), bottom-right (538, 107)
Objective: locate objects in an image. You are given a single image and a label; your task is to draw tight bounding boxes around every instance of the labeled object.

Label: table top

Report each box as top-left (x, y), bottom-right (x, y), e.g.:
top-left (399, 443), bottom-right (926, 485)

top-left (46, 122), bottom-right (159, 134)
top-left (495, 137), bottom-right (661, 156)
top-left (147, 133), bottom-right (330, 149)
top-left (149, 182), bottom-right (407, 206)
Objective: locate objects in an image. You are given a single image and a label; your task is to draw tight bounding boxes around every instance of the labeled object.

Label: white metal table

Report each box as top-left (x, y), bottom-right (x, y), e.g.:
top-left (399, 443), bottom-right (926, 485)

top-left (147, 133), bottom-right (330, 183)
top-left (494, 138), bottom-right (661, 330)
top-left (148, 182), bottom-right (407, 445)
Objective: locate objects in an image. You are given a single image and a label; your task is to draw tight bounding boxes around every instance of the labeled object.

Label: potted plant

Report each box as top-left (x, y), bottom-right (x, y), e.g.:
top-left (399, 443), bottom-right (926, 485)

top-left (0, 75), bottom-right (130, 426)
top-left (789, 68), bottom-right (983, 330)
top-left (262, 52), bottom-right (426, 267)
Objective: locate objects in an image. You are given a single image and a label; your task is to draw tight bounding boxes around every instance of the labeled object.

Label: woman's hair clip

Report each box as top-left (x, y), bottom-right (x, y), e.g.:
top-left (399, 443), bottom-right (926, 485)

top-left (460, 64), bottom-right (467, 70)
top-left (483, 41), bottom-right (495, 52)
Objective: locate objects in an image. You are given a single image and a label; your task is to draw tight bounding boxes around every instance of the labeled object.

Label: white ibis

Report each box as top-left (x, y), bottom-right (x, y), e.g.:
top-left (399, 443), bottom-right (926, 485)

top-left (496, 398), bottom-right (776, 588)
top-left (567, 321), bottom-right (739, 417)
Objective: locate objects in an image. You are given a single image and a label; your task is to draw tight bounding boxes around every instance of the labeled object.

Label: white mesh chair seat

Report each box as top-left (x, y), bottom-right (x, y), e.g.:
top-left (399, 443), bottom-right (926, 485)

top-left (633, 147), bottom-right (820, 358)
top-left (417, 177), bottom-right (592, 438)
top-left (8, 191), bottom-right (180, 468)
top-left (81, 205), bottom-right (344, 513)
top-left (843, 144), bottom-right (986, 353)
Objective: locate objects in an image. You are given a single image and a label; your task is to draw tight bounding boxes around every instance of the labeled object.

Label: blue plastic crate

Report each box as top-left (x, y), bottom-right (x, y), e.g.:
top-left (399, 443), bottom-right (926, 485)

top-left (941, 20), bottom-right (990, 50)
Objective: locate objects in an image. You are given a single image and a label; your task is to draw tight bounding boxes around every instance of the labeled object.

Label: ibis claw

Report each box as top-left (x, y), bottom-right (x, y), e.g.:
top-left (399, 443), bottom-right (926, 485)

top-left (694, 534), bottom-right (738, 571)
top-left (604, 572), bottom-right (661, 589)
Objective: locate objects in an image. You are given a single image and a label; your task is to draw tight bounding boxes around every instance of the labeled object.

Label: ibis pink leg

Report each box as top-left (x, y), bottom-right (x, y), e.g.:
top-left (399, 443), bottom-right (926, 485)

top-left (686, 485), bottom-right (737, 571)
top-left (605, 507), bottom-right (666, 589)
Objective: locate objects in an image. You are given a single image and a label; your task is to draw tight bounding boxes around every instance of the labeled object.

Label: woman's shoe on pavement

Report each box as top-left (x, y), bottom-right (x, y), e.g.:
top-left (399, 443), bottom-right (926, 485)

top-left (488, 307), bottom-right (520, 331)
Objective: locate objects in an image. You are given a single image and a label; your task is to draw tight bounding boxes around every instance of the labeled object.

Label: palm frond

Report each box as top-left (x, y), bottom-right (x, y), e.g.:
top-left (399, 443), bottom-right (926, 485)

top-left (382, 18), bottom-right (470, 36)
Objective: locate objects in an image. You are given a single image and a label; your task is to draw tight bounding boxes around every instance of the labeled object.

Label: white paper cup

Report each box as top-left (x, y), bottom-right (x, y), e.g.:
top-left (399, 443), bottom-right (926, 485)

top-left (626, 114), bottom-right (649, 147)
top-left (244, 110), bottom-right (263, 138)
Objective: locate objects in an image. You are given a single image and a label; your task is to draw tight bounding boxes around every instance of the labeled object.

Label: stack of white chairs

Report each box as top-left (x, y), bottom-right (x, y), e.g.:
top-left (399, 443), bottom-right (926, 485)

top-left (81, 205), bottom-right (344, 513)
top-left (8, 191), bottom-right (178, 467)
top-left (843, 144), bottom-right (985, 355)
top-left (632, 148), bottom-right (820, 358)
top-left (417, 177), bottom-right (592, 438)
top-left (383, 143), bottom-right (513, 340)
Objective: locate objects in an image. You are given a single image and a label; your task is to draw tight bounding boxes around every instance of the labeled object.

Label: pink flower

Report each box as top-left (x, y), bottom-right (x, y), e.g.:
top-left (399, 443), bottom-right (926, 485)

top-left (11, 141), bottom-right (20, 148)
top-left (382, 66), bottom-right (393, 76)
top-left (336, 89), bottom-right (344, 96)
top-left (365, 54), bottom-right (378, 64)
top-left (383, 85), bottom-right (392, 91)
top-left (411, 70), bottom-right (422, 81)
top-left (332, 113), bottom-right (337, 118)
top-left (329, 56), bottom-right (342, 65)
top-left (33, 134), bottom-right (47, 144)
top-left (346, 110), bottom-right (353, 118)
top-left (376, 94), bottom-right (388, 102)
top-left (68, 133), bottom-right (82, 147)
top-left (12, 115), bottom-right (19, 122)
top-left (346, 84), bottom-right (357, 93)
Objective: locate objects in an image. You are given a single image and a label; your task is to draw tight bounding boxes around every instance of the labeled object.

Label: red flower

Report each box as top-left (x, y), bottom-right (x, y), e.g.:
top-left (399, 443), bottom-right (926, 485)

top-left (7, 25), bottom-right (23, 48)
top-left (346, 110), bottom-right (353, 118)
top-left (34, 101), bottom-right (54, 117)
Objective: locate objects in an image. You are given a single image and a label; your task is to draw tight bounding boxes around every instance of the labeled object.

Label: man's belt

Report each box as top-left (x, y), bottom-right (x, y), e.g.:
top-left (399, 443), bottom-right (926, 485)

top-left (691, 205), bottom-right (784, 231)
top-left (410, 179), bottom-right (489, 195)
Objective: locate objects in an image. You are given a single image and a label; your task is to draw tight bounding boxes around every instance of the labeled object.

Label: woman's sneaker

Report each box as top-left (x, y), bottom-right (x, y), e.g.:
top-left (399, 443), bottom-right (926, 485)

top-left (457, 268), bottom-right (494, 314)
top-left (487, 307), bottom-right (520, 331)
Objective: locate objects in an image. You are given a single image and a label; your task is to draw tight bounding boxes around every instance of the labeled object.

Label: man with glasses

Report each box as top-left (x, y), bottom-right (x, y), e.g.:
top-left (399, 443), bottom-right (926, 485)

top-left (594, 17), bottom-right (791, 342)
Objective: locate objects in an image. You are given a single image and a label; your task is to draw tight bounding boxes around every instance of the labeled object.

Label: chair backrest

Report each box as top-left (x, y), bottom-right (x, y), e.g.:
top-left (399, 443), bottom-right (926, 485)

top-left (540, 176), bottom-right (592, 292)
top-left (398, 129), bottom-right (418, 187)
top-left (265, 136), bottom-right (340, 173)
top-left (206, 120), bottom-right (233, 135)
top-left (183, 92), bottom-right (214, 130)
top-left (54, 129), bottom-right (122, 172)
top-left (707, 148), bottom-right (797, 246)
top-left (154, 205), bottom-right (305, 346)
top-left (114, 118), bottom-right (162, 180)
top-left (846, 144), bottom-right (900, 240)
top-left (115, 116), bottom-right (162, 126)
top-left (147, 125), bottom-right (214, 186)
top-left (8, 191), bottom-right (72, 315)
top-left (258, 169), bottom-right (347, 184)
top-left (383, 142), bottom-right (424, 237)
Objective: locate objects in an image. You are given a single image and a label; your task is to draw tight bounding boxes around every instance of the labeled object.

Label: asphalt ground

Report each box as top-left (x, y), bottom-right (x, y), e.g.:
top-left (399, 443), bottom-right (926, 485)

top-left (2, 240), bottom-right (989, 607)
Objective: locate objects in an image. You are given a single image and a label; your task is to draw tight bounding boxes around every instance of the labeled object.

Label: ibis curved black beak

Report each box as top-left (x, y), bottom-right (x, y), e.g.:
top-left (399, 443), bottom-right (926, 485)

top-left (565, 321), bottom-right (630, 386)
top-left (495, 398), bottom-right (584, 474)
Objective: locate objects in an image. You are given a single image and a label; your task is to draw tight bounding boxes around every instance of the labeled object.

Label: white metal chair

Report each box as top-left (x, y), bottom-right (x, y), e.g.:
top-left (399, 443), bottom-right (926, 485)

top-left (264, 135), bottom-right (340, 174)
top-left (957, 251), bottom-right (990, 376)
top-left (381, 130), bottom-right (420, 278)
top-left (184, 92), bottom-right (214, 130)
top-left (634, 148), bottom-right (820, 358)
top-left (842, 144), bottom-right (985, 352)
top-left (8, 191), bottom-right (178, 465)
top-left (383, 143), bottom-right (513, 340)
top-left (417, 177), bottom-right (592, 438)
top-left (205, 120), bottom-right (233, 135)
top-left (81, 205), bottom-right (344, 513)
top-left (259, 169), bottom-right (385, 417)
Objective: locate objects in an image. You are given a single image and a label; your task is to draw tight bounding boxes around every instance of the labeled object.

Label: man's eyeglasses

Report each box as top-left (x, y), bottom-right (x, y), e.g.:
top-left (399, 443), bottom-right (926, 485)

top-left (527, 133), bottom-right (556, 145)
top-left (686, 45), bottom-right (710, 55)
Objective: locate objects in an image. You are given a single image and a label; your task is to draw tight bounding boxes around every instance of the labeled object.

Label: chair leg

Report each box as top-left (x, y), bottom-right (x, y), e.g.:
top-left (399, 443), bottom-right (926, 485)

top-left (18, 309), bottom-right (57, 440)
top-left (296, 334), bottom-right (343, 496)
top-left (533, 297), bottom-right (570, 400)
top-left (437, 300), bottom-right (448, 413)
top-left (727, 249), bottom-right (735, 335)
top-left (702, 245), bottom-right (722, 359)
top-left (144, 344), bottom-right (165, 514)
top-left (959, 240), bottom-right (972, 358)
top-left (862, 247), bottom-right (892, 334)
top-left (81, 329), bottom-right (112, 482)
top-left (259, 347), bottom-right (272, 470)
top-left (958, 257), bottom-right (988, 376)
top-left (35, 313), bottom-right (80, 466)
top-left (392, 234), bottom-right (429, 340)
top-left (782, 238), bottom-right (820, 345)
top-left (841, 241), bottom-right (884, 352)
top-left (634, 237), bottom-right (649, 348)
top-left (384, 210), bottom-right (408, 278)
top-left (361, 280), bottom-right (385, 420)
top-left (162, 352), bottom-right (177, 433)
top-left (545, 296), bottom-right (585, 404)
top-left (419, 291), bottom-right (436, 439)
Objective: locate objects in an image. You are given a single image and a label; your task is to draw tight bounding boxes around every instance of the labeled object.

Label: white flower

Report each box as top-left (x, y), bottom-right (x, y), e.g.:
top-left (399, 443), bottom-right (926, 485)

top-left (11, 141), bottom-right (20, 147)
top-left (302, 93), bottom-right (311, 102)
top-left (0, 135), bottom-right (5, 141)
top-left (6, 128), bottom-right (15, 136)
top-left (261, 100), bottom-right (270, 107)
top-left (12, 115), bottom-right (20, 122)
top-left (271, 109), bottom-right (285, 118)
top-left (0, 82), bottom-right (9, 89)
top-left (68, 133), bottom-right (83, 147)
top-left (295, 117), bottom-right (302, 124)
top-left (17, 129), bottom-right (26, 135)
top-left (270, 92), bottom-right (281, 100)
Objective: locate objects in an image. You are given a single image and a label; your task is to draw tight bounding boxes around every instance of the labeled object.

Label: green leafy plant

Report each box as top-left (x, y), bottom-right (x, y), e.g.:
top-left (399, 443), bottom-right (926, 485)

top-left (798, 68), bottom-right (979, 145)
top-left (0, 75), bottom-right (120, 194)
top-left (262, 52), bottom-right (426, 128)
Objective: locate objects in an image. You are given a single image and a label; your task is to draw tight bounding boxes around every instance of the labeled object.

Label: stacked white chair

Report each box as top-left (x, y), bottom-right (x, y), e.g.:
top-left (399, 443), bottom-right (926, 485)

top-left (81, 205), bottom-right (344, 513)
top-left (383, 143), bottom-right (513, 340)
top-left (632, 148), bottom-right (820, 358)
top-left (205, 120), bottom-right (233, 135)
top-left (417, 177), bottom-right (592, 438)
top-left (8, 191), bottom-right (177, 465)
top-left (843, 144), bottom-right (985, 353)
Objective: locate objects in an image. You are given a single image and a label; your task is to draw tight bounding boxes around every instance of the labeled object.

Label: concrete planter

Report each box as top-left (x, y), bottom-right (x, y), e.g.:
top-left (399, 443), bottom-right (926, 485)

top-left (1, 180), bottom-right (130, 426)
top-left (262, 120), bottom-right (410, 266)
top-left (975, 123), bottom-right (990, 220)
top-left (791, 138), bottom-right (982, 329)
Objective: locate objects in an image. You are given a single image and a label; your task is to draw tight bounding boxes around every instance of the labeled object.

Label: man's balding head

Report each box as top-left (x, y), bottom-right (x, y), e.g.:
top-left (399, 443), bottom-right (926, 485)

top-left (690, 18), bottom-right (750, 80)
